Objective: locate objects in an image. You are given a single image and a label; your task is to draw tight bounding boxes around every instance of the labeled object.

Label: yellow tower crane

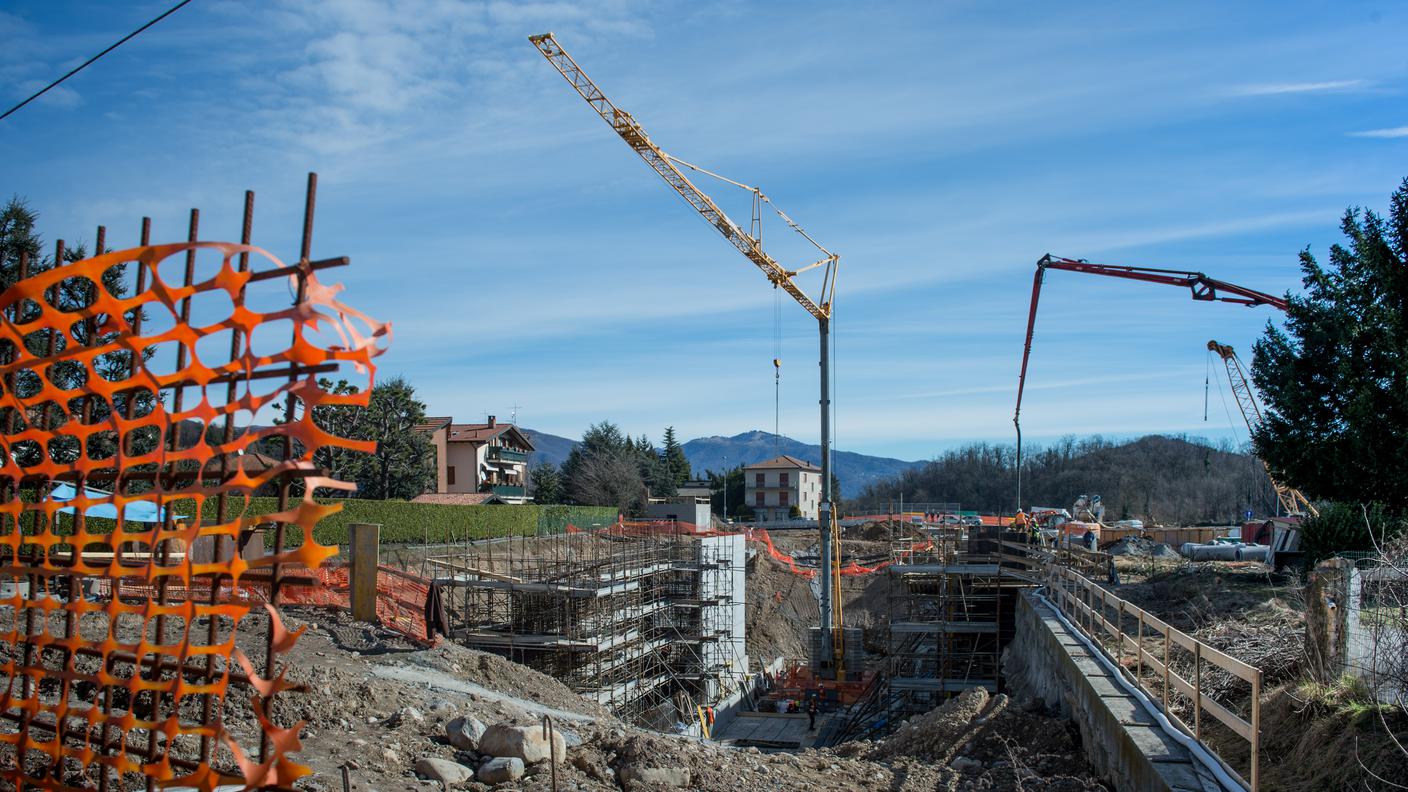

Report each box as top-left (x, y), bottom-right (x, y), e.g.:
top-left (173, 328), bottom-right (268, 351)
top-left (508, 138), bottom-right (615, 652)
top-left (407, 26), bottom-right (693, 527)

top-left (529, 33), bottom-right (847, 677)
top-left (1207, 340), bottom-right (1318, 517)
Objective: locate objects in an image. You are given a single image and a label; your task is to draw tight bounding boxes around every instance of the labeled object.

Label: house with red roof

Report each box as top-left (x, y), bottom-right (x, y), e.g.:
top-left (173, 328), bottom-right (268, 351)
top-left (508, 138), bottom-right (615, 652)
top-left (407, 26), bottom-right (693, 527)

top-left (411, 415), bottom-right (535, 504)
top-left (743, 454), bottom-right (822, 522)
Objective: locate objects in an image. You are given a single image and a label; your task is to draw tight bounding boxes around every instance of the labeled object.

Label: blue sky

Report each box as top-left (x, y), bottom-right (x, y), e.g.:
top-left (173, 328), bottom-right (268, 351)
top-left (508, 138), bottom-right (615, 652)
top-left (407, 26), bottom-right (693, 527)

top-left (2, 1), bottom-right (1404, 461)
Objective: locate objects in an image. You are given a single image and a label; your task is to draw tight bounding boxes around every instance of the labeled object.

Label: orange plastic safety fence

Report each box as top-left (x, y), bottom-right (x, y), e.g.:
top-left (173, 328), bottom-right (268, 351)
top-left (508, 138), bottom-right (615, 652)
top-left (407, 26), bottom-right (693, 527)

top-left (280, 564), bottom-right (431, 645)
top-left (0, 240), bottom-right (386, 790)
top-left (565, 520), bottom-right (933, 579)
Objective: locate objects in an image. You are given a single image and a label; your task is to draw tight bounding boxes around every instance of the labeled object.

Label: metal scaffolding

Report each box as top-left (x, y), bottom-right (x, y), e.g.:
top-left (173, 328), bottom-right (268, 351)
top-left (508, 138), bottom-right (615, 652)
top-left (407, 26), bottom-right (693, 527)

top-left (424, 527), bottom-right (746, 730)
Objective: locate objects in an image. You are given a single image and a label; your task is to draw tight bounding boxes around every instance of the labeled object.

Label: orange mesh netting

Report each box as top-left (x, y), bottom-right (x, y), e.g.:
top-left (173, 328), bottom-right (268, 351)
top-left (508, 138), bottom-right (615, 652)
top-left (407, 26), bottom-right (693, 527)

top-left (0, 238), bottom-right (385, 790)
top-left (281, 564), bottom-right (430, 645)
top-left (567, 519), bottom-right (933, 578)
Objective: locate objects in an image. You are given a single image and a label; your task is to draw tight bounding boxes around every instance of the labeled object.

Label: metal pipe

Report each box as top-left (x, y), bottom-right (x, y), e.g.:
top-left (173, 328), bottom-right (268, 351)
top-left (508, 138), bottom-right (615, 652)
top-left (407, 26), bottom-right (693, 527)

top-left (817, 316), bottom-right (835, 676)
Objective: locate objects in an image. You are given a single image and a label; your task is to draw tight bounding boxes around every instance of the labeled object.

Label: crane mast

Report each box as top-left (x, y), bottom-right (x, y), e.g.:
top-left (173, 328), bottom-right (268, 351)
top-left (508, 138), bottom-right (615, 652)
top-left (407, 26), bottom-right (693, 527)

top-left (529, 33), bottom-right (848, 677)
top-left (1206, 341), bottom-right (1318, 517)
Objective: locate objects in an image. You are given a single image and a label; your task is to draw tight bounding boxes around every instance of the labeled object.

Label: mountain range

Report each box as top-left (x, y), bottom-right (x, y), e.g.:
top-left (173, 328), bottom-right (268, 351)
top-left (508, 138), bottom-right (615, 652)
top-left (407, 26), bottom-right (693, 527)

top-left (520, 428), bottom-right (923, 494)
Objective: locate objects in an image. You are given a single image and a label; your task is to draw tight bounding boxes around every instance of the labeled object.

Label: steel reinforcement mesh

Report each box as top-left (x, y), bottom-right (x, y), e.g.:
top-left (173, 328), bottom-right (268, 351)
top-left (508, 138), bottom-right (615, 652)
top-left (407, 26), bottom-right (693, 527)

top-left (0, 189), bottom-right (386, 791)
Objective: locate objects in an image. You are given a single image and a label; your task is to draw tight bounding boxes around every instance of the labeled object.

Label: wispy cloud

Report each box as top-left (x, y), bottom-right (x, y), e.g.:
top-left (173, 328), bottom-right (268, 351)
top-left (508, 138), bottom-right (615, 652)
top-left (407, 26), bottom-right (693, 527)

top-left (1224, 79), bottom-right (1365, 96)
top-left (1349, 125), bottom-right (1408, 139)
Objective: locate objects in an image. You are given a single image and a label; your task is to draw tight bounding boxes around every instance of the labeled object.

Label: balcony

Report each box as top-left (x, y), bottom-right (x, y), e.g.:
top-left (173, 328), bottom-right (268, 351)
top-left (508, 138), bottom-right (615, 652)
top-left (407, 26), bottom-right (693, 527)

top-left (489, 485), bottom-right (526, 498)
top-left (487, 447), bottom-right (528, 463)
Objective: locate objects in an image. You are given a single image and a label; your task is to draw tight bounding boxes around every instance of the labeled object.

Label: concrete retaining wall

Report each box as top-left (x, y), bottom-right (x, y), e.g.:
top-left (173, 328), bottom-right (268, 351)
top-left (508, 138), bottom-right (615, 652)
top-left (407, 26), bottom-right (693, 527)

top-left (1003, 591), bottom-right (1225, 792)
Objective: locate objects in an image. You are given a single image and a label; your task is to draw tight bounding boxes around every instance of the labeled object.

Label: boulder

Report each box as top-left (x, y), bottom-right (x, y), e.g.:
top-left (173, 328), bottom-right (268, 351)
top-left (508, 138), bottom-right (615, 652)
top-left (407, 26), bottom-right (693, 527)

top-left (477, 757), bottom-right (525, 784)
top-left (951, 756), bottom-right (983, 772)
top-left (477, 723), bottom-right (565, 765)
top-left (446, 716), bottom-right (487, 751)
top-left (619, 763), bottom-right (691, 788)
top-left (414, 756), bottom-right (473, 785)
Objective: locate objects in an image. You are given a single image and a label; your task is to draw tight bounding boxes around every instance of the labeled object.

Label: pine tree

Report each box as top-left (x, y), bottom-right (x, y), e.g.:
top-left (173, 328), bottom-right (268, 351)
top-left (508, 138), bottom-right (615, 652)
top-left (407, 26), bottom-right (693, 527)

top-left (1251, 178), bottom-right (1408, 507)
top-left (529, 462), bottom-right (563, 504)
top-left (660, 426), bottom-right (691, 487)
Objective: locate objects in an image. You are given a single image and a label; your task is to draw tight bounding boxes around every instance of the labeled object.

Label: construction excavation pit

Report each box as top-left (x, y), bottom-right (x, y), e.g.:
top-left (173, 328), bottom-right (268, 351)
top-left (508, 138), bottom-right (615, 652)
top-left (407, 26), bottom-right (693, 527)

top-left (265, 519), bottom-right (1122, 792)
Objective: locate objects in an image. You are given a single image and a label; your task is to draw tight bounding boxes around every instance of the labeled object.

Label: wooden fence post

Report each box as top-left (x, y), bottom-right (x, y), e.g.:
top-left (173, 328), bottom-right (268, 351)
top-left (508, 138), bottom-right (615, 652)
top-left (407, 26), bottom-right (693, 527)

top-left (350, 523), bottom-right (381, 623)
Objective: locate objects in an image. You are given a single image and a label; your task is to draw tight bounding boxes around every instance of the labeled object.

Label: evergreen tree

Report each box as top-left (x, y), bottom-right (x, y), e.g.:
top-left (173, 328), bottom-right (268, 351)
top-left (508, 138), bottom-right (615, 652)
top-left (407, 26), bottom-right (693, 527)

top-left (529, 462), bottom-right (563, 504)
top-left (660, 426), bottom-right (691, 487)
top-left (561, 421), bottom-right (648, 512)
top-left (1251, 178), bottom-right (1408, 508)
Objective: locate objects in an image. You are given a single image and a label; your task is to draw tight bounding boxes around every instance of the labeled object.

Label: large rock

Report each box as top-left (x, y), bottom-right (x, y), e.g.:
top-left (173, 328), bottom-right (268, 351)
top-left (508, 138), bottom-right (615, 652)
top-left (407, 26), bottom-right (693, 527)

top-left (619, 763), bottom-right (691, 788)
top-left (478, 723), bottom-right (566, 765)
top-left (414, 756), bottom-right (474, 785)
top-left (477, 756), bottom-right (525, 784)
top-left (447, 716), bottom-right (487, 751)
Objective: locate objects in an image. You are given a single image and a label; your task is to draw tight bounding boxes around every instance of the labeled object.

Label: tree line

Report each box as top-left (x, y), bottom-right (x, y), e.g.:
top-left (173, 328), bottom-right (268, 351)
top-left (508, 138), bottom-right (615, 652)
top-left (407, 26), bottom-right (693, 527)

top-left (529, 421), bottom-right (691, 513)
top-left (858, 434), bottom-right (1277, 525)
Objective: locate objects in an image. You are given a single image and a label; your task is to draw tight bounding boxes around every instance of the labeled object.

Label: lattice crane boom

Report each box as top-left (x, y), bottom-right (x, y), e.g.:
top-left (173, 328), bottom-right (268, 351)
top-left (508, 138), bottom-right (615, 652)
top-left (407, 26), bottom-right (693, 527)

top-left (528, 33), bottom-right (837, 321)
top-left (530, 32), bottom-right (848, 678)
top-left (1207, 341), bottom-right (1319, 517)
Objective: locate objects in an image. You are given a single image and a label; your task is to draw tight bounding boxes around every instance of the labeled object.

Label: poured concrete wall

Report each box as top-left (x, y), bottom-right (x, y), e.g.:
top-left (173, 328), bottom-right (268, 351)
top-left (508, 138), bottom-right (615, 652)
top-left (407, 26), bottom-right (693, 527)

top-left (1003, 591), bottom-right (1225, 792)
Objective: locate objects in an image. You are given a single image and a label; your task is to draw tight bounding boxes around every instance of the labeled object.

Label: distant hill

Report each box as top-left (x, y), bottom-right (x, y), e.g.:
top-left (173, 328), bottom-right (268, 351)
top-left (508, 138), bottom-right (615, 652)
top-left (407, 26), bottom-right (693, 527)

top-left (859, 434), bottom-right (1276, 525)
top-left (519, 427), bottom-right (923, 496)
top-left (682, 431), bottom-right (922, 495)
top-left (521, 427), bottom-right (577, 468)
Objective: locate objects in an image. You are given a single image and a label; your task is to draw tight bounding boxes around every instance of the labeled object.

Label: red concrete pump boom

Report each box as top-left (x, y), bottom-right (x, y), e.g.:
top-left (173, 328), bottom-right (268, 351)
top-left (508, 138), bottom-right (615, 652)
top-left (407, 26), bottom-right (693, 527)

top-left (1012, 254), bottom-right (1288, 509)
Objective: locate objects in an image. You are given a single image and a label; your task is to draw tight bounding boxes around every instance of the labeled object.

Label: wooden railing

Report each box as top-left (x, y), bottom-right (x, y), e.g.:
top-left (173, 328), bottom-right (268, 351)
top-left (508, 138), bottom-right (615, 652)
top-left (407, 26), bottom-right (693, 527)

top-left (1043, 564), bottom-right (1262, 791)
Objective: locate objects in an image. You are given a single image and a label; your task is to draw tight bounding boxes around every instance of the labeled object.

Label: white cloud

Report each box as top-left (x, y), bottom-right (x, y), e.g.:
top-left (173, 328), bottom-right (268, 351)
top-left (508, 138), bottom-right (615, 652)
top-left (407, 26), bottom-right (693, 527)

top-left (1349, 125), bottom-right (1408, 139)
top-left (15, 80), bottom-right (81, 109)
top-left (1224, 79), bottom-right (1365, 96)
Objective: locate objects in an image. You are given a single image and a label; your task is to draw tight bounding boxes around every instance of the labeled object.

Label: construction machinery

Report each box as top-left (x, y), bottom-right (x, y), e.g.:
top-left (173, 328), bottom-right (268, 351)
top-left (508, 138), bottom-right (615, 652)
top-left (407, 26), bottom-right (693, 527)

top-left (1206, 340), bottom-right (1318, 517)
top-left (529, 34), bottom-right (849, 678)
top-left (1013, 254), bottom-right (1288, 511)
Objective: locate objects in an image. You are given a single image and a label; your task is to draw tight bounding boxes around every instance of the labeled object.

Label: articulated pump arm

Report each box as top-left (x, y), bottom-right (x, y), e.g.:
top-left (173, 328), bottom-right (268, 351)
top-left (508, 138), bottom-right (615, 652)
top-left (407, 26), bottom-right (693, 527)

top-left (528, 33), bottom-right (838, 321)
top-left (1207, 341), bottom-right (1319, 517)
top-left (1013, 254), bottom-right (1287, 509)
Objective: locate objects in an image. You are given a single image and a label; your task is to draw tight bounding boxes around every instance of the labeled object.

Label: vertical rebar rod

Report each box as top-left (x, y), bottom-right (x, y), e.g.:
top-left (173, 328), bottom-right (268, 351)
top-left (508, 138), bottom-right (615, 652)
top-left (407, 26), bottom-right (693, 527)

top-left (261, 172), bottom-right (316, 762)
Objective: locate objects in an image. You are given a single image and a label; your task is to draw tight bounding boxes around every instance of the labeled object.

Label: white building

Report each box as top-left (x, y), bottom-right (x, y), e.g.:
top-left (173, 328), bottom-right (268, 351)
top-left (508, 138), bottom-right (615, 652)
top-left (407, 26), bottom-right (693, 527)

top-left (743, 455), bottom-right (822, 522)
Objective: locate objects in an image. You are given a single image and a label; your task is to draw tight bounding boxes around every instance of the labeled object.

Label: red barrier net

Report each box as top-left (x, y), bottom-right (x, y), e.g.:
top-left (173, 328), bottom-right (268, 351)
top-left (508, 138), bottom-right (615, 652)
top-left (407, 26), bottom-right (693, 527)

top-left (281, 564), bottom-right (431, 644)
top-left (567, 519), bottom-right (934, 579)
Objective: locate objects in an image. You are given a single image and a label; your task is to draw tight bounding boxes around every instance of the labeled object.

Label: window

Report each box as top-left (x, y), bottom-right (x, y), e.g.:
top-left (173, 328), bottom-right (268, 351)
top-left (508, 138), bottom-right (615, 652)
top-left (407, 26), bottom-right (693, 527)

top-left (779, 491), bottom-right (789, 507)
top-left (447, 466), bottom-right (456, 486)
top-left (755, 473), bottom-right (765, 488)
top-left (755, 491), bottom-right (765, 507)
top-left (779, 472), bottom-right (789, 487)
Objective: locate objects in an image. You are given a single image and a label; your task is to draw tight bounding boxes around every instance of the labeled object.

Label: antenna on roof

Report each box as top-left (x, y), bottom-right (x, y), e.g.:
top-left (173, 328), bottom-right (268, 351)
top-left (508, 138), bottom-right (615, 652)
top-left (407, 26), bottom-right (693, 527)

top-left (511, 403), bottom-right (520, 425)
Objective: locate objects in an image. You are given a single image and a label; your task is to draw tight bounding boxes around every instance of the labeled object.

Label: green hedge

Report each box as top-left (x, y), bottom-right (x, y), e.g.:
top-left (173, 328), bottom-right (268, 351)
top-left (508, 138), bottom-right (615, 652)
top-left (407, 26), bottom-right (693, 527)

top-left (53, 495), bottom-right (617, 548)
top-left (229, 498), bottom-right (618, 547)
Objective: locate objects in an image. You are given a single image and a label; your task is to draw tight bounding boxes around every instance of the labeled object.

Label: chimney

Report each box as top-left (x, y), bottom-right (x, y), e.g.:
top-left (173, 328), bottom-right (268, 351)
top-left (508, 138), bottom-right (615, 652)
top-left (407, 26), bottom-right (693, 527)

top-left (487, 415), bottom-right (496, 427)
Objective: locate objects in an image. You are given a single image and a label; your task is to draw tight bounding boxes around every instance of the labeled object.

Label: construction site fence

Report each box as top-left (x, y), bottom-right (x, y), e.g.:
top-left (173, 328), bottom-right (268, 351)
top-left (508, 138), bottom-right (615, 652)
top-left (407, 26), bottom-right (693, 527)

top-left (567, 520), bottom-right (932, 579)
top-left (280, 561), bottom-right (433, 644)
top-left (1043, 563), bottom-right (1263, 791)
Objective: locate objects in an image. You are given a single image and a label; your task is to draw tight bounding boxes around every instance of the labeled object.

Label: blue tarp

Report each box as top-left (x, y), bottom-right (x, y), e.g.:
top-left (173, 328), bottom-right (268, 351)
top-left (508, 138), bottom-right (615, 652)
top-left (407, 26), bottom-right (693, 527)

top-left (49, 483), bottom-right (179, 524)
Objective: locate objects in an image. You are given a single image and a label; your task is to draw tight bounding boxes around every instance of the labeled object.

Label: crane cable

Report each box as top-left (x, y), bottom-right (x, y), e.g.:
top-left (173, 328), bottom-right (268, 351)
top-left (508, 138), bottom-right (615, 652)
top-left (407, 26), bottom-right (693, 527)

top-left (774, 285), bottom-right (782, 458)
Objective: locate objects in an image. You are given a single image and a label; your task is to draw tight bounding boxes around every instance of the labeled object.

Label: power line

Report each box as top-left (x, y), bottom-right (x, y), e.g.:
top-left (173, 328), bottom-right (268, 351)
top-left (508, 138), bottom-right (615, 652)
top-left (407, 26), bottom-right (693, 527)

top-left (0, 0), bottom-right (194, 123)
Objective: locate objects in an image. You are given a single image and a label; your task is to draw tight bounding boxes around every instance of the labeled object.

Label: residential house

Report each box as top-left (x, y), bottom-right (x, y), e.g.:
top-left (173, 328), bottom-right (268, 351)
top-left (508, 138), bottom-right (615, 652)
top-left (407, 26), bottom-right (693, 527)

top-left (743, 455), bottom-right (822, 522)
top-left (412, 415), bottom-right (534, 504)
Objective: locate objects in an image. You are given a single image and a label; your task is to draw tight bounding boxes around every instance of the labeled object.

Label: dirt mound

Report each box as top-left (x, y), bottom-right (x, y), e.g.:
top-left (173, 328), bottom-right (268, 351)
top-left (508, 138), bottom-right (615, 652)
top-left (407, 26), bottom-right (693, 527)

top-left (838, 688), bottom-right (1109, 791)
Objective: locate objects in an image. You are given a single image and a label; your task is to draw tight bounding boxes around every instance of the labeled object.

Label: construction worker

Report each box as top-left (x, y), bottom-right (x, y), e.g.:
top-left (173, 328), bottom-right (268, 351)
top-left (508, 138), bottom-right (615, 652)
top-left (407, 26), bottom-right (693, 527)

top-left (807, 695), bottom-right (818, 732)
top-left (1013, 510), bottom-right (1029, 535)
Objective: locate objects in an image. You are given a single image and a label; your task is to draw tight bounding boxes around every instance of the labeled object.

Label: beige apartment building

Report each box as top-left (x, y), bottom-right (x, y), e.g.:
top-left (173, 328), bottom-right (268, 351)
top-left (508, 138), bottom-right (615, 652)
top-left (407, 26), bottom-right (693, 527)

top-left (743, 454), bottom-right (822, 522)
top-left (412, 415), bottom-right (534, 504)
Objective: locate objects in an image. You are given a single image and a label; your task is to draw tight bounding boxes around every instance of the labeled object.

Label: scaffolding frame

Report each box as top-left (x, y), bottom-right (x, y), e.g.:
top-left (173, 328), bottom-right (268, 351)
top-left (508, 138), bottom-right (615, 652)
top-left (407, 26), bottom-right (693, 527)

top-left (424, 528), bottom-right (745, 729)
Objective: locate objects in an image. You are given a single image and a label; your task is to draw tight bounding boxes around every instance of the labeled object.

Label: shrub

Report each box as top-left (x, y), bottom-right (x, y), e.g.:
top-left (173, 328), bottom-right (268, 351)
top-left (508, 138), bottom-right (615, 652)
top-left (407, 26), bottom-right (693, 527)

top-left (1299, 502), bottom-right (1406, 567)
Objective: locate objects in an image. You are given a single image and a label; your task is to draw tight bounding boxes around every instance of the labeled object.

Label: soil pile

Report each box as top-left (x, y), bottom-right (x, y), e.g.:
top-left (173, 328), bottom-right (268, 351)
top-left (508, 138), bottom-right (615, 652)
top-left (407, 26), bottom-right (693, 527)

top-left (838, 688), bottom-right (1109, 792)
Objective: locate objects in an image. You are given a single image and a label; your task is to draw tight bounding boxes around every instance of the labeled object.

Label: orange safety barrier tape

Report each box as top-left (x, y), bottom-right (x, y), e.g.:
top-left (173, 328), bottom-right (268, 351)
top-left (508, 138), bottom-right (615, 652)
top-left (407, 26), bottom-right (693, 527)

top-left (0, 242), bottom-right (386, 790)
